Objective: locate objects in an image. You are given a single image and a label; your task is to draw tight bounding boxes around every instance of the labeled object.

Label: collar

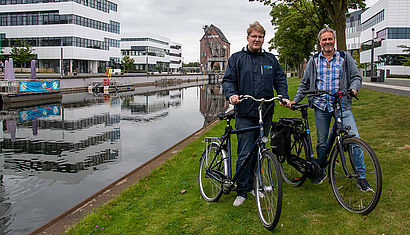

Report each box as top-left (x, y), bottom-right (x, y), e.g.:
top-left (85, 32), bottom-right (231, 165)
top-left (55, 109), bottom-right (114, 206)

top-left (243, 46), bottom-right (265, 55)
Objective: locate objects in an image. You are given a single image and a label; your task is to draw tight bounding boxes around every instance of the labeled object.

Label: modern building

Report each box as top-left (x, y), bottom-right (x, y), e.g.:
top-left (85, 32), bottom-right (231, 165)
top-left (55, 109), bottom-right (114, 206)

top-left (0, 0), bottom-right (121, 74)
top-left (360, 0), bottom-right (410, 77)
top-left (200, 24), bottom-right (230, 73)
top-left (346, 9), bottom-right (364, 56)
top-left (120, 33), bottom-right (182, 73)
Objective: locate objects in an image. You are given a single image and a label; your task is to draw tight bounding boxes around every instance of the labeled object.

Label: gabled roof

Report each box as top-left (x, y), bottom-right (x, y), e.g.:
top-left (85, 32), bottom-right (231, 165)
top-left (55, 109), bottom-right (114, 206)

top-left (200, 24), bottom-right (230, 44)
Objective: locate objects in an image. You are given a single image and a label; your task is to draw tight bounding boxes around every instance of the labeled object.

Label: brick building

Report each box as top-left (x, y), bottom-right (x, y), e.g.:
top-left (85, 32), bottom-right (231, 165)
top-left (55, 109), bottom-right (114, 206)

top-left (200, 24), bottom-right (230, 73)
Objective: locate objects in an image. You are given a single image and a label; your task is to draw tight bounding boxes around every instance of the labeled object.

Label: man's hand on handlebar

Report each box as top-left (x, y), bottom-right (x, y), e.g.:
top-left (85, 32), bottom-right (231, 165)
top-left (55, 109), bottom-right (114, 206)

top-left (280, 98), bottom-right (290, 107)
top-left (285, 100), bottom-right (297, 109)
top-left (229, 95), bottom-right (240, 105)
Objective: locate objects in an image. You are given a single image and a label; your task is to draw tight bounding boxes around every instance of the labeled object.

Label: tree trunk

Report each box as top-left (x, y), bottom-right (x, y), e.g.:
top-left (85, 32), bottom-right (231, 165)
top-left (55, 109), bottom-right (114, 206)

top-left (334, 13), bottom-right (347, 51)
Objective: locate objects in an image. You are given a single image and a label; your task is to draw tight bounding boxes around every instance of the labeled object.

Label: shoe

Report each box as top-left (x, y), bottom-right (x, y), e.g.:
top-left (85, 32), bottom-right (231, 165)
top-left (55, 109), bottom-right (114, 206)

top-left (312, 169), bottom-right (327, 185)
top-left (233, 196), bottom-right (246, 207)
top-left (357, 178), bottom-right (374, 192)
top-left (249, 189), bottom-right (265, 198)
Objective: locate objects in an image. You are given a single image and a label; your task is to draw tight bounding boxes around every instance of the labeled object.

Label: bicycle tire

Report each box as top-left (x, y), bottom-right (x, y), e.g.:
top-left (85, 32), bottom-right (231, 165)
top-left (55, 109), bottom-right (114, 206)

top-left (198, 142), bottom-right (227, 202)
top-left (255, 150), bottom-right (282, 230)
top-left (329, 137), bottom-right (382, 215)
top-left (279, 132), bottom-right (308, 186)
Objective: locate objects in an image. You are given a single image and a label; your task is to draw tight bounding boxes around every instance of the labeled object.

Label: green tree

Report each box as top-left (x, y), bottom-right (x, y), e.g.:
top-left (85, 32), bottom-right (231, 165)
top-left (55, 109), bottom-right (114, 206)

top-left (353, 49), bottom-right (365, 69)
top-left (267, 1), bottom-right (323, 77)
top-left (250, 0), bottom-right (366, 51)
top-left (183, 62), bottom-right (200, 67)
top-left (121, 55), bottom-right (134, 73)
top-left (398, 45), bottom-right (410, 66)
top-left (10, 40), bottom-right (36, 69)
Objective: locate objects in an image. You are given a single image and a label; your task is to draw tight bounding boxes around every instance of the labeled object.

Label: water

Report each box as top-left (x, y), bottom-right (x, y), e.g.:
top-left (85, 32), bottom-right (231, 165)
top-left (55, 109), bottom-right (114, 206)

top-left (0, 83), bottom-right (229, 234)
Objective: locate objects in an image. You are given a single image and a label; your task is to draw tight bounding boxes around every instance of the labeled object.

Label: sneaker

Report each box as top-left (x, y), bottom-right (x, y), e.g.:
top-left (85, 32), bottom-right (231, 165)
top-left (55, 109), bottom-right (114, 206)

top-left (357, 178), bottom-right (374, 192)
top-left (233, 196), bottom-right (246, 207)
top-left (249, 189), bottom-right (265, 198)
top-left (312, 169), bottom-right (327, 185)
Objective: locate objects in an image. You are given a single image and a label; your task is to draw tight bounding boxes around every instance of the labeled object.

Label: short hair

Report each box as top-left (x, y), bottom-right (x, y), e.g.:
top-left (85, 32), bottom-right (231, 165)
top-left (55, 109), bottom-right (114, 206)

top-left (247, 21), bottom-right (266, 36)
top-left (317, 27), bottom-right (336, 42)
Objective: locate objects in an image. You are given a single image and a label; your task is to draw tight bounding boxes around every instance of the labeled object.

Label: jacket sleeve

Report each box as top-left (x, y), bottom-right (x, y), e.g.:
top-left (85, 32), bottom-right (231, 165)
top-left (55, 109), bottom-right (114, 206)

top-left (293, 58), bottom-right (313, 103)
top-left (346, 53), bottom-right (362, 92)
top-left (222, 56), bottom-right (238, 100)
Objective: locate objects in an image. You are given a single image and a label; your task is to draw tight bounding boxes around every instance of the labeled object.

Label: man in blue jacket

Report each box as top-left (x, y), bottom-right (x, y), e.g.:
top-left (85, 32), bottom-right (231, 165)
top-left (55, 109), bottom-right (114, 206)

top-left (288, 27), bottom-right (372, 192)
top-left (222, 21), bottom-right (290, 207)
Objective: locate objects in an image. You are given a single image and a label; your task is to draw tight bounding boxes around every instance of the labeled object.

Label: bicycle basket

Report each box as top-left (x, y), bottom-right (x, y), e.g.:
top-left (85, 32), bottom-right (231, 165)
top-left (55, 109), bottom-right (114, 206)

top-left (270, 120), bottom-right (292, 156)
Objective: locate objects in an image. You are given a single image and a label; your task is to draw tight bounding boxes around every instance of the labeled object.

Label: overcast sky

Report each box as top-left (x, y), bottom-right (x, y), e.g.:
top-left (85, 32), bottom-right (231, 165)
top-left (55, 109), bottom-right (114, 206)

top-left (121, 0), bottom-right (379, 63)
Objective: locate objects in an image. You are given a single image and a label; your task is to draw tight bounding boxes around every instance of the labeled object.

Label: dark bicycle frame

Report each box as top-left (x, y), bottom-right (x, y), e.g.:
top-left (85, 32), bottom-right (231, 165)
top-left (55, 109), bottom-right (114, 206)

top-left (289, 90), bottom-right (359, 178)
top-left (205, 96), bottom-right (280, 191)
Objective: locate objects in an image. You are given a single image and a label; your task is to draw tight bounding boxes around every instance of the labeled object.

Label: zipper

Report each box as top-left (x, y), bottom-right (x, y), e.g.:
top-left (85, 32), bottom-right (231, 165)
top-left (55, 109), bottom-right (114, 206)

top-left (260, 63), bottom-right (263, 75)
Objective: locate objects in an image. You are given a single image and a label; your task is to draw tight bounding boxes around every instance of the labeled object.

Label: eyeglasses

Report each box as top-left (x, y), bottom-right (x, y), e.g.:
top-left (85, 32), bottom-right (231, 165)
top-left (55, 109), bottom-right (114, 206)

top-left (249, 35), bottom-right (264, 39)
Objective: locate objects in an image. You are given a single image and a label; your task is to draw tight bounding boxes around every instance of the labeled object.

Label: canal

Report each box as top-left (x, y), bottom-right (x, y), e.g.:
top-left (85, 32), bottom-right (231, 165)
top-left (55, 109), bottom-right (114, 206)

top-left (0, 82), bottom-right (229, 234)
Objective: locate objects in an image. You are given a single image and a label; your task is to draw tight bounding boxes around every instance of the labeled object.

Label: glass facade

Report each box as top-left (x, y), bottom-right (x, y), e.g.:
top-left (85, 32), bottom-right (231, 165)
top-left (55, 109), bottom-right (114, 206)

top-left (0, 0), bottom-right (118, 13)
top-left (0, 11), bottom-right (120, 34)
top-left (121, 38), bottom-right (168, 46)
top-left (361, 27), bottom-right (410, 52)
top-left (362, 10), bottom-right (384, 31)
top-left (0, 36), bottom-right (120, 50)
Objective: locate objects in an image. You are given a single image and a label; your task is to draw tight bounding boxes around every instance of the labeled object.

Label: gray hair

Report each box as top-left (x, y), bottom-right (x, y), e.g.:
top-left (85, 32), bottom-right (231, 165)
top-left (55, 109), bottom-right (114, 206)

top-left (317, 27), bottom-right (336, 42)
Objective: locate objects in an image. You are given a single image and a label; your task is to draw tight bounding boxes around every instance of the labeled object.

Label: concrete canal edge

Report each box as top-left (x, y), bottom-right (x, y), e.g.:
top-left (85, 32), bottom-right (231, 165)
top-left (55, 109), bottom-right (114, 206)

top-left (30, 118), bottom-right (220, 235)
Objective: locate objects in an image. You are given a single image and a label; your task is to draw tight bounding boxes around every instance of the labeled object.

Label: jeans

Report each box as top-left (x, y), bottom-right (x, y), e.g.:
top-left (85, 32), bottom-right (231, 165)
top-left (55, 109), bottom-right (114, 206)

top-left (314, 108), bottom-right (366, 178)
top-left (235, 115), bottom-right (272, 197)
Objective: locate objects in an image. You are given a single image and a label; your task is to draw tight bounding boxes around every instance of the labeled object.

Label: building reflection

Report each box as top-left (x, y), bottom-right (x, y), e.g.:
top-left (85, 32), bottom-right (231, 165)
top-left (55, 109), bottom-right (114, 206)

top-left (199, 84), bottom-right (230, 125)
top-left (0, 101), bottom-right (121, 183)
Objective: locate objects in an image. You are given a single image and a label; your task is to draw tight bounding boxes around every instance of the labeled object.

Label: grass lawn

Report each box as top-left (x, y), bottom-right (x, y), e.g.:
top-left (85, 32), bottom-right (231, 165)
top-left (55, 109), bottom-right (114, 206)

top-left (66, 77), bottom-right (410, 234)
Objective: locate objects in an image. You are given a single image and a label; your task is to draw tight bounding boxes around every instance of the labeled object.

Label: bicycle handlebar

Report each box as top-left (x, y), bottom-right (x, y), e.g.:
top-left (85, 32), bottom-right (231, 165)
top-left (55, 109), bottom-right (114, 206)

top-left (239, 95), bottom-right (287, 105)
top-left (301, 89), bottom-right (358, 100)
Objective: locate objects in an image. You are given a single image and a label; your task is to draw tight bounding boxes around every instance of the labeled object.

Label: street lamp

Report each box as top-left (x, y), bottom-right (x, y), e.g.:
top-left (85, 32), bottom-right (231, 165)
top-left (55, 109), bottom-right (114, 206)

top-left (370, 28), bottom-right (376, 81)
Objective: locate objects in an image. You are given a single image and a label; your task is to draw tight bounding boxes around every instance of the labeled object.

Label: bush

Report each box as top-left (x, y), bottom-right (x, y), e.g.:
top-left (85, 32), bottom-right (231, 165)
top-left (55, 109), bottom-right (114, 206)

top-left (386, 74), bottom-right (410, 79)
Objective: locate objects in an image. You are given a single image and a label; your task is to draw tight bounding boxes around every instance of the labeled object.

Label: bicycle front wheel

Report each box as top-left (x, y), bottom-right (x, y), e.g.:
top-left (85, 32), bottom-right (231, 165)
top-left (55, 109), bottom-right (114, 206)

top-left (329, 137), bottom-right (382, 215)
top-left (255, 150), bottom-right (282, 230)
top-left (279, 133), bottom-right (308, 186)
top-left (198, 142), bottom-right (227, 202)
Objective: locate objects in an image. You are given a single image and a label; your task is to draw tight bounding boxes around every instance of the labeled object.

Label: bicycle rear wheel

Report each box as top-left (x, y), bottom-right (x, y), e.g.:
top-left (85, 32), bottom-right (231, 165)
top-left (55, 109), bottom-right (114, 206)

top-left (198, 142), bottom-right (227, 202)
top-left (329, 137), bottom-right (382, 215)
top-left (279, 133), bottom-right (308, 186)
top-left (255, 150), bottom-right (282, 230)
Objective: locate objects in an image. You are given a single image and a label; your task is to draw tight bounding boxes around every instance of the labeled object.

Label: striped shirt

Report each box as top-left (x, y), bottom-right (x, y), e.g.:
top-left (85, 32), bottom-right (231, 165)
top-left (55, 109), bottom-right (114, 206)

top-left (313, 50), bottom-right (343, 112)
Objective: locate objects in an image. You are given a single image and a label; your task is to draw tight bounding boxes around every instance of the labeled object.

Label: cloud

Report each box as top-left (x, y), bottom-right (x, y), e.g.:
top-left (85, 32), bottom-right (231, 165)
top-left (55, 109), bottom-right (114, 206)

top-left (121, 0), bottom-right (274, 62)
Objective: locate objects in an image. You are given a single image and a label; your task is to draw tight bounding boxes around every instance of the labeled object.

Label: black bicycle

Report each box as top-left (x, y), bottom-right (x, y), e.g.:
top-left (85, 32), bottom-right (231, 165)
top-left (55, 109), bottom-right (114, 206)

top-left (271, 89), bottom-right (382, 215)
top-left (199, 95), bottom-right (283, 230)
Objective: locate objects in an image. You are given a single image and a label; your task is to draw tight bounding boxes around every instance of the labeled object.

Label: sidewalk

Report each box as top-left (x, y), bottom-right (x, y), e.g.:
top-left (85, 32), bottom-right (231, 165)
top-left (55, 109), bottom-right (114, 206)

top-left (362, 77), bottom-right (410, 97)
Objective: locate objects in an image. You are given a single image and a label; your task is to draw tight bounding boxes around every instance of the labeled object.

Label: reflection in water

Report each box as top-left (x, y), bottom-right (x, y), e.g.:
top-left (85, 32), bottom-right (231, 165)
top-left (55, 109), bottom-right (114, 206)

top-left (0, 83), bottom-right (228, 234)
top-left (200, 84), bottom-right (230, 125)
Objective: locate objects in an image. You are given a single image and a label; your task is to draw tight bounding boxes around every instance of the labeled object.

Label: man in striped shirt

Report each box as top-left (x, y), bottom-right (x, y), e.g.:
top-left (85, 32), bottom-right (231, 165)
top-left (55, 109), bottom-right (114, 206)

top-left (289, 27), bottom-right (372, 192)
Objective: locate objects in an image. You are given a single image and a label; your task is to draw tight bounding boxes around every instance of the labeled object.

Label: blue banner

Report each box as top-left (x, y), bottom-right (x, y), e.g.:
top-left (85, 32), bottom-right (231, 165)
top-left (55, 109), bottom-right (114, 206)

top-left (20, 105), bottom-right (61, 122)
top-left (19, 80), bottom-right (60, 92)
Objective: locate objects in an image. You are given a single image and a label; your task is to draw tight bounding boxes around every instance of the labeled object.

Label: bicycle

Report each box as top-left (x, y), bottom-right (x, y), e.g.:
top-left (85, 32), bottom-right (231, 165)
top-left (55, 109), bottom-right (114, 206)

top-left (271, 89), bottom-right (382, 215)
top-left (198, 95), bottom-right (284, 230)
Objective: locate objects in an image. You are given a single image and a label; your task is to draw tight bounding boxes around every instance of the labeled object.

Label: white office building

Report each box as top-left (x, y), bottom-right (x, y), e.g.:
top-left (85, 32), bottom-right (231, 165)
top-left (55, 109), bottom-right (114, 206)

top-left (121, 33), bottom-right (182, 73)
top-left (360, 0), bottom-right (410, 77)
top-left (0, 0), bottom-right (121, 74)
top-left (346, 9), bottom-right (364, 56)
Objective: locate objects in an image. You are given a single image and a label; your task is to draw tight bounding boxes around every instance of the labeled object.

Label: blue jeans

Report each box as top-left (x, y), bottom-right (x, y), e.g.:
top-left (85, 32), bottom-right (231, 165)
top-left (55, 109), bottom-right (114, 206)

top-left (235, 115), bottom-right (272, 197)
top-left (314, 108), bottom-right (366, 178)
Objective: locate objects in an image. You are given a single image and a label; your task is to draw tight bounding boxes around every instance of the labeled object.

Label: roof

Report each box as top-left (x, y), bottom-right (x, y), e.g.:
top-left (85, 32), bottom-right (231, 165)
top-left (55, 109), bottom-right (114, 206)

top-left (200, 24), bottom-right (230, 44)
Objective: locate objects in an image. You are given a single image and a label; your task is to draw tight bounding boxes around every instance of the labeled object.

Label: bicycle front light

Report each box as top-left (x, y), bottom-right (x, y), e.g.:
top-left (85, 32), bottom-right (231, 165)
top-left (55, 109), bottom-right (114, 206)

top-left (262, 136), bottom-right (269, 143)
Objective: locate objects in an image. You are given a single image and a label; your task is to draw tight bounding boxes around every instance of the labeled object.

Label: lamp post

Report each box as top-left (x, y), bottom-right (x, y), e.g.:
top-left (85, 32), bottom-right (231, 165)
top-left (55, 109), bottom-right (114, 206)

top-left (370, 28), bottom-right (376, 81)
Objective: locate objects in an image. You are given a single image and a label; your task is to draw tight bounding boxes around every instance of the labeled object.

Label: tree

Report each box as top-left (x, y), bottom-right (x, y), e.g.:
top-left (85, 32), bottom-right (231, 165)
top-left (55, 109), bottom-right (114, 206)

top-left (398, 45), bottom-right (410, 66)
top-left (183, 62), bottom-right (200, 67)
top-left (10, 40), bottom-right (36, 69)
top-left (250, 0), bottom-right (366, 51)
top-left (121, 55), bottom-right (134, 73)
top-left (268, 2), bottom-right (319, 77)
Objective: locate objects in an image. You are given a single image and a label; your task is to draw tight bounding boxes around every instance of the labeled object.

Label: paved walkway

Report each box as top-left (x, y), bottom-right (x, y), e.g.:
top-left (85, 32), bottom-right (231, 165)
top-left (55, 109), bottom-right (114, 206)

top-left (362, 77), bottom-right (410, 97)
